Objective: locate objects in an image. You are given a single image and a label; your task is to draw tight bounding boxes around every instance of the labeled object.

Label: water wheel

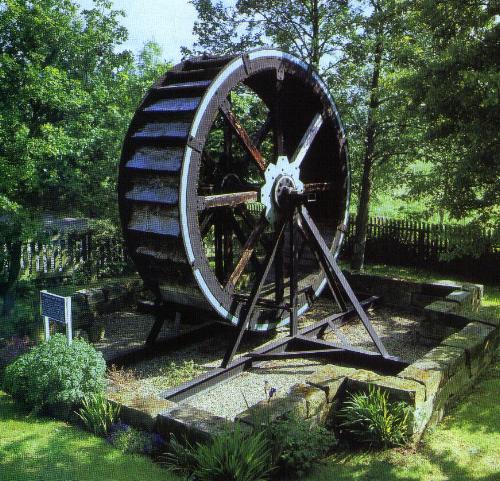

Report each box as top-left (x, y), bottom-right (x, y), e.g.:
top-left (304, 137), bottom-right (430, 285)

top-left (118, 49), bottom-right (350, 332)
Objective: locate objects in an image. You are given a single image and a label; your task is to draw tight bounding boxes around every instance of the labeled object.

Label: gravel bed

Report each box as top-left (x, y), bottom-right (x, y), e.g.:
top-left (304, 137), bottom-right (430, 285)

top-left (96, 302), bottom-right (436, 419)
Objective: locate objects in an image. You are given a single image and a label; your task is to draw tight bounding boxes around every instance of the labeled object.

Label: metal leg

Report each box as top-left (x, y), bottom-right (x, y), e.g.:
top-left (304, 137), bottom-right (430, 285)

top-left (221, 221), bottom-right (286, 368)
top-left (146, 301), bottom-right (166, 345)
top-left (299, 205), bottom-right (389, 358)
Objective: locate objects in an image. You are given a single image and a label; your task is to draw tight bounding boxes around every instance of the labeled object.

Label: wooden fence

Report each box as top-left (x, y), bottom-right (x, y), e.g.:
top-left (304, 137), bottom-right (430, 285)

top-left (342, 216), bottom-right (499, 282)
top-left (1, 215), bottom-right (498, 283)
top-left (0, 233), bottom-right (129, 282)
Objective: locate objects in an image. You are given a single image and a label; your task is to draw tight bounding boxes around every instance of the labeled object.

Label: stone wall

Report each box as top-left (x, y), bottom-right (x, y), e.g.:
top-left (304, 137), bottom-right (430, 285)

top-left (72, 277), bottom-right (142, 341)
top-left (105, 273), bottom-right (497, 444)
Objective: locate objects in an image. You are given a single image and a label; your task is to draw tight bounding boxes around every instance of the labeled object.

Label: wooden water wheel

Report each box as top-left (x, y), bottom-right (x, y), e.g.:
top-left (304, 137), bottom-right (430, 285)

top-left (118, 49), bottom-right (350, 333)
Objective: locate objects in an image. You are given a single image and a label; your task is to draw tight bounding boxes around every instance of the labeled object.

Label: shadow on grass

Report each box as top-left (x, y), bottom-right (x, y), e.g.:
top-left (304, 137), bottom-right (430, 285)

top-left (0, 392), bottom-right (178, 481)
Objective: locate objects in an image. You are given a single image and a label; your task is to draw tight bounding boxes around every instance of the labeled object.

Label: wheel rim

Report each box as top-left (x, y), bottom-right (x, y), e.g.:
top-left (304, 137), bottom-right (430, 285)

top-left (119, 49), bottom-right (350, 331)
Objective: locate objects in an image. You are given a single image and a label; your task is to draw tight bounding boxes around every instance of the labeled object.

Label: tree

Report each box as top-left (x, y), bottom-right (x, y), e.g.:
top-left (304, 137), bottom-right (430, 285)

top-left (403, 0), bottom-right (499, 226)
top-left (0, 0), bottom-right (168, 314)
top-left (185, 0), bottom-right (354, 71)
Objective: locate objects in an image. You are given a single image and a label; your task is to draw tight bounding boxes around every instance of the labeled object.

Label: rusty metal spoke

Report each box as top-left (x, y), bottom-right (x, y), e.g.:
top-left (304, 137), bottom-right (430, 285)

top-left (225, 211), bottom-right (268, 289)
top-left (200, 211), bottom-right (214, 236)
top-left (198, 191), bottom-right (258, 210)
top-left (219, 99), bottom-right (267, 172)
top-left (302, 182), bottom-right (332, 194)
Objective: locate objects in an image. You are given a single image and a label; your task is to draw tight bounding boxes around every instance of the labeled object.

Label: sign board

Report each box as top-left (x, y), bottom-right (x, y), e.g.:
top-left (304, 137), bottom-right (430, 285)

top-left (40, 290), bottom-right (72, 344)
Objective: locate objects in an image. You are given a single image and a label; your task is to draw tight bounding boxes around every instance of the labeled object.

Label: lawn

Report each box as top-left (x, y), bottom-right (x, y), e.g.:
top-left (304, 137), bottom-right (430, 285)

top-left (0, 392), bottom-right (180, 481)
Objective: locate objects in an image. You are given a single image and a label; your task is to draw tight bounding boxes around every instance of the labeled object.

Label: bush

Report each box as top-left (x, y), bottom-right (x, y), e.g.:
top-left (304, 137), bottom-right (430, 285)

top-left (163, 426), bottom-right (274, 481)
top-left (263, 415), bottom-right (335, 478)
top-left (3, 334), bottom-right (106, 414)
top-left (108, 422), bottom-right (165, 455)
top-left (0, 336), bottom-right (34, 374)
top-left (337, 386), bottom-right (413, 448)
top-left (76, 392), bottom-right (120, 436)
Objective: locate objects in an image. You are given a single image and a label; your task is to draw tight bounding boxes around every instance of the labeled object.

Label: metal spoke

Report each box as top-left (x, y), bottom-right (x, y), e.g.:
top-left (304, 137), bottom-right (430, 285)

top-left (228, 213), bottom-right (262, 273)
top-left (198, 191), bottom-right (258, 210)
top-left (303, 182), bottom-right (332, 194)
top-left (254, 112), bottom-right (273, 148)
top-left (219, 99), bottom-right (267, 172)
top-left (225, 211), bottom-right (268, 289)
top-left (200, 211), bottom-right (214, 236)
top-left (290, 113), bottom-right (324, 168)
top-left (274, 72), bottom-right (285, 157)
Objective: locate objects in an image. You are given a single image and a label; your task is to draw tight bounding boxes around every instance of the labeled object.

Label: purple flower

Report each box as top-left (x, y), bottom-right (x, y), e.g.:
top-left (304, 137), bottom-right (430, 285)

top-left (269, 387), bottom-right (277, 399)
top-left (151, 432), bottom-right (166, 448)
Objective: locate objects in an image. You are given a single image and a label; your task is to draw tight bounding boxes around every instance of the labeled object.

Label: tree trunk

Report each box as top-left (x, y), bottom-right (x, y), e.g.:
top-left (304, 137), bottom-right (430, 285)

top-left (311, 0), bottom-right (320, 69)
top-left (351, 34), bottom-right (383, 272)
top-left (1, 241), bottom-right (22, 316)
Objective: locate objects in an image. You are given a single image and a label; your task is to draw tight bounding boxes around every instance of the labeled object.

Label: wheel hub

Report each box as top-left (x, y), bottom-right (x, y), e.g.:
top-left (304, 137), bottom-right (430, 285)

top-left (260, 155), bottom-right (304, 225)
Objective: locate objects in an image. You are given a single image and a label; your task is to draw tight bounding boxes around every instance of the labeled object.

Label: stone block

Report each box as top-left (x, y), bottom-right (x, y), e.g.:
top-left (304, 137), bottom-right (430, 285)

top-left (107, 391), bottom-right (175, 432)
top-left (398, 344), bottom-right (466, 399)
top-left (442, 322), bottom-right (497, 377)
top-left (445, 290), bottom-right (472, 310)
top-left (288, 383), bottom-right (329, 422)
top-left (83, 287), bottom-right (106, 308)
top-left (344, 374), bottom-right (425, 406)
top-left (307, 376), bottom-right (347, 403)
top-left (411, 293), bottom-right (442, 309)
top-left (461, 309), bottom-right (500, 328)
top-left (418, 321), bottom-right (458, 344)
top-left (158, 404), bottom-right (233, 443)
top-left (235, 393), bottom-right (307, 428)
top-left (71, 291), bottom-right (95, 327)
top-left (421, 280), bottom-right (463, 297)
top-left (461, 283), bottom-right (484, 306)
top-left (424, 300), bottom-right (459, 322)
top-left (100, 284), bottom-right (130, 312)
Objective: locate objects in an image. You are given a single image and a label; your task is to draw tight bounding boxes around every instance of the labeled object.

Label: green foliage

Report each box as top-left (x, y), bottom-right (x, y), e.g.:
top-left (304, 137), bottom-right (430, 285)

top-left (163, 433), bottom-right (200, 479)
top-left (163, 426), bottom-right (274, 481)
top-left (151, 360), bottom-right (205, 389)
top-left (337, 386), bottom-right (413, 448)
top-left (263, 414), bottom-right (335, 479)
top-left (76, 392), bottom-right (120, 436)
top-left (109, 425), bottom-right (155, 455)
top-left (3, 334), bottom-right (106, 413)
top-left (403, 0), bottom-right (499, 224)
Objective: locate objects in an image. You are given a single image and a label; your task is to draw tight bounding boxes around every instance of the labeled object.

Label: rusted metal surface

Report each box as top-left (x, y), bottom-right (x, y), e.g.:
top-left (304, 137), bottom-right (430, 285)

top-left (198, 191), bottom-right (258, 210)
top-left (226, 212), bottom-right (268, 289)
top-left (219, 100), bottom-right (267, 173)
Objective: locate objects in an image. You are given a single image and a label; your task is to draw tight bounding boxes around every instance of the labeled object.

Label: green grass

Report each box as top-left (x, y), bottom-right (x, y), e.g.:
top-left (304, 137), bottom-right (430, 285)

top-left (304, 361), bottom-right (500, 481)
top-left (0, 391), bottom-right (180, 481)
top-left (1, 363), bottom-right (499, 481)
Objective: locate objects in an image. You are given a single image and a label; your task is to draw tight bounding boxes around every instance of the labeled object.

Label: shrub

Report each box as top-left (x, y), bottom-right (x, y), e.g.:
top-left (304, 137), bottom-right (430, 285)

top-left (263, 414), bottom-right (335, 478)
top-left (3, 334), bottom-right (106, 414)
top-left (337, 385), bottom-right (413, 448)
top-left (163, 426), bottom-right (274, 481)
top-left (108, 422), bottom-right (165, 455)
top-left (76, 392), bottom-right (120, 436)
top-left (0, 336), bottom-right (34, 374)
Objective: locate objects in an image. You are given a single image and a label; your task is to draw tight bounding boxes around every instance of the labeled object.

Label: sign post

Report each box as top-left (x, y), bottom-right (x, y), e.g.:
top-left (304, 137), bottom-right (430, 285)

top-left (40, 290), bottom-right (73, 344)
